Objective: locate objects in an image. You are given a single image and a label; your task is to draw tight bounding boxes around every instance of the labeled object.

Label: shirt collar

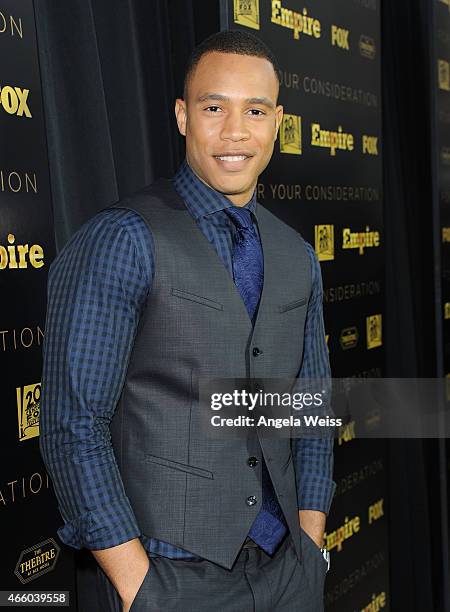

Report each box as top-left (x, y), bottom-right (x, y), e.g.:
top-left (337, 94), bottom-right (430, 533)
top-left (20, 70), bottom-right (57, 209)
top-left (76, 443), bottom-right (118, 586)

top-left (172, 159), bottom-right (258, 220)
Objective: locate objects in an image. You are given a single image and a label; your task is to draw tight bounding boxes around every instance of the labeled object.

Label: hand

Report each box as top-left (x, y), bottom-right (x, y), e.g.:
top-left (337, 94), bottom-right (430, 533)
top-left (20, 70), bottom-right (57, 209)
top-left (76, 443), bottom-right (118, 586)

top-left (121, 559), bottom-right (150, 612)
top-left (299, 509), bottom-right (326, 548)
top-left (92, 539), bottom-right (150, 612)
top-left (304, 529), bottom-right (324, 549)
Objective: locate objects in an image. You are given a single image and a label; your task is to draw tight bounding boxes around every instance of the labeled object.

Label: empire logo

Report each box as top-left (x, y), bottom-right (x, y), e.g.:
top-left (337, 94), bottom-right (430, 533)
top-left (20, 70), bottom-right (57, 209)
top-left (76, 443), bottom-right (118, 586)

top-left (340, 326), bottom-right (358, 350)
top-left (331, 25), bottom-right (350, 50)
top-left (324, 515), bottom-right (360, 552)
top-left (366, 314), bottom-right (382, 349)
top-left (445, 302), bottom-right (450, 319)
top-left (362, 135), bottom-right (378, 155)
top-left (17, 383), bottom-right (40, 442)
top-left (438, 59), bottom-right (450, 91)
top-left (0, 85), bottom-right (31, 118)
top-left (271, 1), bottom-right (321, 41)
top-left (233, 0), bottom-right (260, 30)
top-left (314, 224), bottom-right (334, 261)
top-left (342, 225), bottom-right (380, 254)
top-left (280, 114), bottom-right (302, 154)
top-left (442, 227), bottom-right (450, 242)
top-left (311, 123), bottom-right (354, 156)
top-left (359, 34), bottom-right (376, 59)
top-left (15, 539), bottom-right (60, 584)
top-left (0, 234), bottom-right (44, 269)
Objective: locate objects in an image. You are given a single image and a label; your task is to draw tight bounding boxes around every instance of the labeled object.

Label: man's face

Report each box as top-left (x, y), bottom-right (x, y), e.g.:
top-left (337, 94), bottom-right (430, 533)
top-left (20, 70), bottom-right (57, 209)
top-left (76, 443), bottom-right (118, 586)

top-left (175, 52), bottom-right (283, 206)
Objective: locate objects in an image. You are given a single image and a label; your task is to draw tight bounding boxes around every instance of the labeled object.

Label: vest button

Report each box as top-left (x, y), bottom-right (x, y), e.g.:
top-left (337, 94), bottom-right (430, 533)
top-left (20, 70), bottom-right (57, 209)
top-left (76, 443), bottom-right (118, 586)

top-left (247, 456), bottom-right (258, 467)
top-left (246, 495), bottom-right (258, 506)
top-left (252, 347), bottom-right (261, 356)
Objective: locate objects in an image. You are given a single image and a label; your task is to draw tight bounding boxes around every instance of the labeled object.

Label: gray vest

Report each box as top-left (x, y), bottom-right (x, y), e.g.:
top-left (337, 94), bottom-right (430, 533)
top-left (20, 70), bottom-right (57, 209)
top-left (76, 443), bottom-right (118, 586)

top-left (108, 179), bottom-right (311, 569)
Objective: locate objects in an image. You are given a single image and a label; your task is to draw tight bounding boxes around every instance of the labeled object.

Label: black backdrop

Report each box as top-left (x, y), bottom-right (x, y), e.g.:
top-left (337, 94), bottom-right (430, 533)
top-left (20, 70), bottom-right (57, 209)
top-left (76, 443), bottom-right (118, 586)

top-left (381, 0), bottom-right (437, 610)
top-left (30, 0), bottom-right (447, 609)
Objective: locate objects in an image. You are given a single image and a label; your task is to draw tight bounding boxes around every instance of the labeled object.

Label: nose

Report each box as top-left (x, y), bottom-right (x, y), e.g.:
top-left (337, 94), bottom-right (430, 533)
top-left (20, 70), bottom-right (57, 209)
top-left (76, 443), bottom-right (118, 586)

top-left (220, 109), bottom-right (251, 142)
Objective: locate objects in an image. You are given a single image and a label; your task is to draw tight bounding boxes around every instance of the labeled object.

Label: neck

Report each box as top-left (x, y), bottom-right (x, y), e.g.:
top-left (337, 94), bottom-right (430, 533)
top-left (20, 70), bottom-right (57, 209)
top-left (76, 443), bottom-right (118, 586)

top-left (185, 160), bottom-right (256, 207)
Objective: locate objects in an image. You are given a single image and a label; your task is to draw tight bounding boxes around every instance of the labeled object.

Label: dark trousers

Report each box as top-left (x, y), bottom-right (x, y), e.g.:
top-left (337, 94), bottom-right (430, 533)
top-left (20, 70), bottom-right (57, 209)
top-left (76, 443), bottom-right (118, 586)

top-left (96, 531), bottom-right (327, 612)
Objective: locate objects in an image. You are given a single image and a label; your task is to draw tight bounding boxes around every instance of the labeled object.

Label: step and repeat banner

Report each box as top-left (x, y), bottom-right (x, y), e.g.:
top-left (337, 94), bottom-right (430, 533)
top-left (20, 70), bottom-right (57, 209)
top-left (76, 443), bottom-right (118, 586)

top-left (0, 0), bottom-right (76, 606)
top-left (223, 1), bottom-right (388, 610)
top-left (434, 0), bottom-right (450, 577)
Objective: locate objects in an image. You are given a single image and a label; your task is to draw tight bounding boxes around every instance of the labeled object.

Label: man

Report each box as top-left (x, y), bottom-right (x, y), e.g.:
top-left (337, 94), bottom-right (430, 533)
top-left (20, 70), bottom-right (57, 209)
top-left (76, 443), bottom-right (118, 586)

top-left (40, 30), bottom-right (335, 611)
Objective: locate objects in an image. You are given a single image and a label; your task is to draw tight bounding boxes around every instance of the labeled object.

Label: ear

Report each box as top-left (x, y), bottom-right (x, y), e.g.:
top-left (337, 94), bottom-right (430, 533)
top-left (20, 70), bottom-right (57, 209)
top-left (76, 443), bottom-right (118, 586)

top-left (274, 105), bottom-right (283, 141)
top-left (175, 98), bottom-right (187, 136)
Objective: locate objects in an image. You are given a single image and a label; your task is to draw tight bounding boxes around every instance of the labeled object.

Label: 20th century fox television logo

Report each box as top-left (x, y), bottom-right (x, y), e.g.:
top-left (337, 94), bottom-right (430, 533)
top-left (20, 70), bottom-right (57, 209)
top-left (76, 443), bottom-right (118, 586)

top-left (280, 114), bottom-right (302, 155)
top-left (315, 224), bottom-right (334, 261)
top-left (17, 383), bottom-right (41, 441)
top-left (234, 0), bottom-right (260, 30)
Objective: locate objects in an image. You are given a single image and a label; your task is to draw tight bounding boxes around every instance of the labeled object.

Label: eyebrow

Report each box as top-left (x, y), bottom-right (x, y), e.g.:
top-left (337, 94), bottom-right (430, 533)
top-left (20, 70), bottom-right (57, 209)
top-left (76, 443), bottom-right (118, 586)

top-left (197, 93), bottom-right (275, 110)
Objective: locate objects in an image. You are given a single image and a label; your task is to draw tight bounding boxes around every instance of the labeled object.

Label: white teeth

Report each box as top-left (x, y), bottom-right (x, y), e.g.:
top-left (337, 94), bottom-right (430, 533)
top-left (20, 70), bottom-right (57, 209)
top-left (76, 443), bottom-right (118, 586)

top-left (215, 155), bottom-right (247, 161)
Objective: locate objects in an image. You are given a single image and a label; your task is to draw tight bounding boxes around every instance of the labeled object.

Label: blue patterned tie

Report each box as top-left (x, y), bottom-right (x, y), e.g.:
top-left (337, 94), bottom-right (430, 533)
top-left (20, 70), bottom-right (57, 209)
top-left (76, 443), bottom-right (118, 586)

top-left (225, 206), bottom-right (288, 555)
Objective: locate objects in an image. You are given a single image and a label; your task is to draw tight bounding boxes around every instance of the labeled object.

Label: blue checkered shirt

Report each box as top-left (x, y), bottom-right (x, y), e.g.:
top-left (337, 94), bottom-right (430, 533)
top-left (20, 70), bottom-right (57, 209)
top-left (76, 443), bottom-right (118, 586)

top-left (39, 160), bottom-right (336, 560)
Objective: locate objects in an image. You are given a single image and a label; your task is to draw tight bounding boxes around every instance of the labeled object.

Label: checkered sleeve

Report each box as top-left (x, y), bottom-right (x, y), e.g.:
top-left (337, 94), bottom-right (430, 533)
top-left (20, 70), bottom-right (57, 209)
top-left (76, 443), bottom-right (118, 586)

top-left (39, 208), bottom-right (153, 550)
top-left (292, 240), bottom-right (336, 515)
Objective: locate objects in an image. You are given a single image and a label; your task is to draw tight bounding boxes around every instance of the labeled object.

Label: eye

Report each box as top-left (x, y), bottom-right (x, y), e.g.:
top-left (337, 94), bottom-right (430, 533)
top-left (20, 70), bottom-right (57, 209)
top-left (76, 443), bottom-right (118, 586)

top-left (247, 109), bottom-right (266, 116)
top-left (204, 106), bottom-right (222, 113)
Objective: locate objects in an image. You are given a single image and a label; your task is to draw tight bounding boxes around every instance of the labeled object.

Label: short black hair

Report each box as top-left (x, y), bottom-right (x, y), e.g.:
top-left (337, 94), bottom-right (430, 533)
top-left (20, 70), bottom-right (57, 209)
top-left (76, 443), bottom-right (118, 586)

top-left (183, 29), bottom-right (281, 101)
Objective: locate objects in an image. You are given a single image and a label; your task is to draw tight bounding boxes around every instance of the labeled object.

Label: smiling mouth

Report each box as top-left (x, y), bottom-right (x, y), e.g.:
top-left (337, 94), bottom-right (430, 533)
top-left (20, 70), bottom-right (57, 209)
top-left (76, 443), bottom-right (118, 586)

top-left (214, 155), bottom-right (251, 162)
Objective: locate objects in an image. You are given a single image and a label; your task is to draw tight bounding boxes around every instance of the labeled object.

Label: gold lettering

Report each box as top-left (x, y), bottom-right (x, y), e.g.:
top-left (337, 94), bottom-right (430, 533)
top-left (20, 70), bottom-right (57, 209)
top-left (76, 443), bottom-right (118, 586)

top-left (331, 25), bottom-right (350, 49)
top-left (271, 1), bottom-right (321, 40)
top-left (29, 244), bottom-right (44, 269)
top-left (7, 233), bottom-right (18, 268)
top-left (342, 226), bottom-right (380, 254)
top-left (10, 15), bottom-right (23, 38)
top-left (362, 135), bottom-right (379, 155)
top-left (325, 515), bottom-right (360, 552)
top-left (361, 591), bottom-right (387, 612)
top-left (1, 85), bottom-right (18, 114)
top-left (0, 13), bottom-right (23, 38)
top-left (311, 123), bottom-right (354, 155)
top-left (0, 234), bottom-right (44, 269)
top-left (0, 86), bottom-right (31, 117)
top-left (368, 498), bottom-right (384, 524)
top-left (338, 420), bottom-right (355, 445)
top-left (271, 0), bottom-right (281, 24)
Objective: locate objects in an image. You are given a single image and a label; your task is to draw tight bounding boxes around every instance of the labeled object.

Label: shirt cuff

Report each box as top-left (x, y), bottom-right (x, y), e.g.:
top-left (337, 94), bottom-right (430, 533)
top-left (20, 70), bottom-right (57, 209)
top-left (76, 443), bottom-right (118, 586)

top-left (297, 476), bottom-right (337, 515)
top-left (57, 496), bottom-right (141, 550)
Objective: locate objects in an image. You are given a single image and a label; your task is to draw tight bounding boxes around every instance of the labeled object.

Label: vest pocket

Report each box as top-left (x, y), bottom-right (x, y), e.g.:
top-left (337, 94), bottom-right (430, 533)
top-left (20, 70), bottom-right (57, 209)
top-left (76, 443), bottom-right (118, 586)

top-left (279, 297), bottom-right (307, 313)
top-left (171, 288), bottom-right (223, 311)
top-left (145, 453), bottom-right (214, 479)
